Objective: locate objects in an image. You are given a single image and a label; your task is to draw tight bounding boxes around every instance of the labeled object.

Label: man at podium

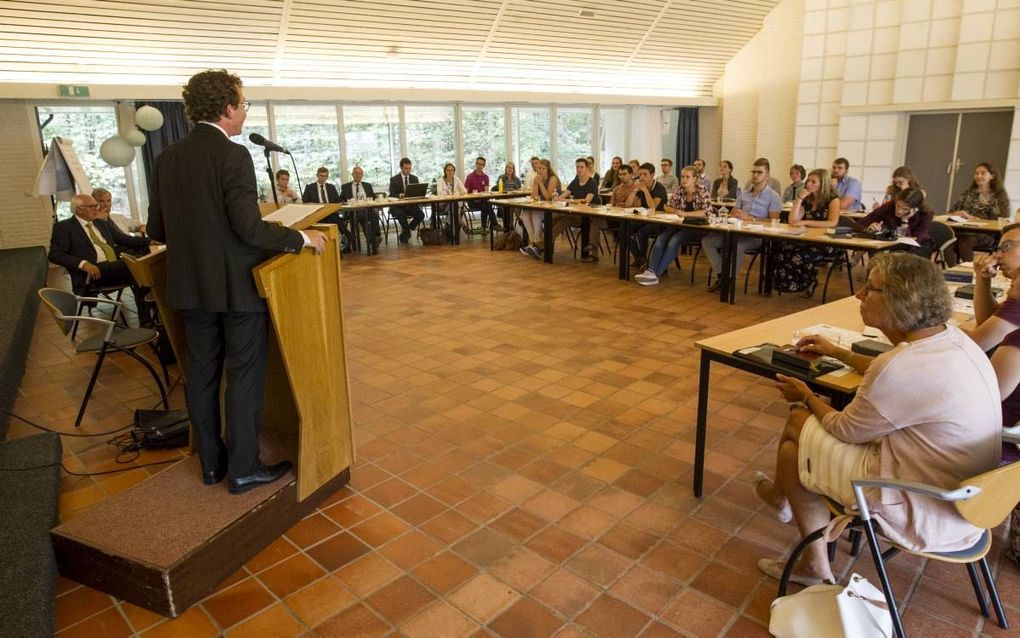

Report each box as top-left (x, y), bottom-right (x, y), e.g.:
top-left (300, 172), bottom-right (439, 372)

top-left (147, 69), bottom-right (327, 494)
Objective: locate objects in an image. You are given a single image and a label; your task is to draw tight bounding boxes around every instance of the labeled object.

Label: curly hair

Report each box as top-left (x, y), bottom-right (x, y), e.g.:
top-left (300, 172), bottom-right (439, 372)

top-left (869, 252), bottom-right (952, 332)
top-left (182, 69), bottom-right (242, 123)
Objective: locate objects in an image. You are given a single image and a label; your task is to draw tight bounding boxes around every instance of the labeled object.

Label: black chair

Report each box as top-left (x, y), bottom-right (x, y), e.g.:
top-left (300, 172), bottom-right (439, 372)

top-left (929, 221), bottom-right (957, 268)
top-left (38, 288), bottom-right (169, 428)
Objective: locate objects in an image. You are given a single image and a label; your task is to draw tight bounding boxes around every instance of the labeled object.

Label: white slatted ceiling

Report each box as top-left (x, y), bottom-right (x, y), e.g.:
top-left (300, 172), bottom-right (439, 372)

top-left (0, 0), bottom-right (779, 96)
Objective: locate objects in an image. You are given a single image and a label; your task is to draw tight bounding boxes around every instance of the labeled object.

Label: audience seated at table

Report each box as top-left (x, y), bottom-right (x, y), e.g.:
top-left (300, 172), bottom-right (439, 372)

top-left (657, 158), bottom-right (678, 192)
top-left (962, 224), bottom-right (1020, 352)
top-left (753, 253), bottom-right (1000, 586)
top-left (465, 156), bottom-right (497, 232)
top-left (608, 165), bottom-right (636, 207)
top-left (519, 159), bottom-right (559, 259)
top-left (551, 157), bottom-right (603, 263)
top-left (851, 188), bottom-right (934, 258)
top-left (340, 166), bottom-right (379, 252)
top-left (772, 168), bottom-right (841, 296)
top-left (782, 164), bottom-right (805, 203)
top-left (93, 188), bottom-right (147, 250)
top-left (586, 156), bottom-right (600, 188)
top-left (435, 162), bottom-right (468, 237)
top-left (881, 165), bottom-right (922, 204)
top-left (495, 161), bottom-right (522, 192)
top-left (712, 160), bottom-right (739, 200)
top-left (831, 157), bottom-right (863, 210)
top-left (949, 162), bottom-right (1012, 262)
top-left (742, 157), bottom-right (782, 196)
top-left (704, 157), bottom-right (781, 292)
top-left (628, 159), bottom-right (641, 183)
top-left (388, 157), bottom-right (427, 244)
top-left (602, 156), bottom-right (624, 191)
top-left (274, 169), bottom-right (301, 204)
top-left (693, 158), bottom-right (711, 194)
top-left (522, 156), bottom-right (541, 192)
top-left (634, 165), bottom-right (711, 286)
top-left (627, 162), bottom-right (669, 267)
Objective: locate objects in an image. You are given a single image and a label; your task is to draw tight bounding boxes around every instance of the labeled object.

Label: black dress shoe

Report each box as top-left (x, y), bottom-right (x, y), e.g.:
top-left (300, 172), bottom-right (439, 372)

top-left (228, 460), bottom-right (293, 495)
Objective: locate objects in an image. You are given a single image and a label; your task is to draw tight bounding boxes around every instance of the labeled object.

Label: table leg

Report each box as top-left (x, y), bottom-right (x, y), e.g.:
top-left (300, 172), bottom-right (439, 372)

top-left (543, 210), bottom-right (553, 263)
top-left (761, 237), bottom-right (774, 295)
top-left (618, 219), bottom-right (630, 281)
top-left (453, 203), bottom-right (460, 245)
top-left (718, 231), bottom-right (733, 303)
top-left (694, 350), bottom-right (710, 498)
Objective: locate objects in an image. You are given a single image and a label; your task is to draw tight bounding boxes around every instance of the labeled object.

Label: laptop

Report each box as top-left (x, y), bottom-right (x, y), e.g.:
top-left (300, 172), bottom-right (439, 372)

top-left (404, 182), bottom-right (428, 198)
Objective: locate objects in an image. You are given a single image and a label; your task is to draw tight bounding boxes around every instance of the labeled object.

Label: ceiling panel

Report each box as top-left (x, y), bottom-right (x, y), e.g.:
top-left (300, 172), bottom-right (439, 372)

top-left (0, 0), bottom-right (780, 98)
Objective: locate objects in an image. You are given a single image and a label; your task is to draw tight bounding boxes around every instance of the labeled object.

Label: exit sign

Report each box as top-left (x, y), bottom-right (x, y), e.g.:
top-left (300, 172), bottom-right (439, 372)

top-left (58, 85), bottom-right (90, 97)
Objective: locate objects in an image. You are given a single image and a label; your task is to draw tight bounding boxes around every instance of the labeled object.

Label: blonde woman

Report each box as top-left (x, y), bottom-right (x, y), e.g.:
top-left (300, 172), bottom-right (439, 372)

top-left (520, 159), bottom-right (559, 259)
top-left (772, 168), bottom-right (840, 296)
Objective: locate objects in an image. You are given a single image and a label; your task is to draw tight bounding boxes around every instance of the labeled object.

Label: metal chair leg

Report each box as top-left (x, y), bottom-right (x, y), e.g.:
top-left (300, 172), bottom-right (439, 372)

top-left (743, 251), bottom-right (759, 295)
top-left (777, 526), bottom-right (828, 597)
top-left (76, 345), bottom-right (109, 427)
top-left (965, 562), bottom-right (991, 618)
top-left (979, 557), bottom-right (1009, 629)
top-left (117, 344), bottom-right (170, 409)
top-left (861, 518), bottom-right (906, 638)
top-left (849, 529), bottom-right (862, 557)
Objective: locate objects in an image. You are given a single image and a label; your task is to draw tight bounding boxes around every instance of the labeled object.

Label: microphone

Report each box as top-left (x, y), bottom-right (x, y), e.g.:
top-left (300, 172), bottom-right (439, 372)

top-left (248, 133), bottom-right (291, 154)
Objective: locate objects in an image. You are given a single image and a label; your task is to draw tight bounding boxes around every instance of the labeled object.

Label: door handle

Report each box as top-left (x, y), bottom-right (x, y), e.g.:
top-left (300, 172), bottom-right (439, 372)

top-left (953, 158), bottom-right (964, 174)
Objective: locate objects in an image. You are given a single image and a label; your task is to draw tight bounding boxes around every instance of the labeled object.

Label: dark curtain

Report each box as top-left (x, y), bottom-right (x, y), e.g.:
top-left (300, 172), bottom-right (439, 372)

top-left (674, 107), bottom-right (699, 168)
top-left (135, 101), bottom-right (192, 186)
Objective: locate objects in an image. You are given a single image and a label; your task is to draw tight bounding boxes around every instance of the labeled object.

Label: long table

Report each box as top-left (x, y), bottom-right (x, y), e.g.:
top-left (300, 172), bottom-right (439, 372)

top-left (493, 198), bottom-right (899, 303)
top-left (691, 297), bottom-right (868, 496)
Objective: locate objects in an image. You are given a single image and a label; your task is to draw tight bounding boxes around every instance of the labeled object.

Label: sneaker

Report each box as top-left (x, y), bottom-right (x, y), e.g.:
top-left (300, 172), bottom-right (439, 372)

top-left (528, 245), bottom-right (542, 260)
top-left (636, 274), bottom-right (659, 286)
top-left (519, 246), bottom-right (532, 257)
top-left (634, 269), bottom-right (656, 281)
top-left (580, 252), bottom-right (598, 263)
top-left (707, 275), bottom-right (724, 293)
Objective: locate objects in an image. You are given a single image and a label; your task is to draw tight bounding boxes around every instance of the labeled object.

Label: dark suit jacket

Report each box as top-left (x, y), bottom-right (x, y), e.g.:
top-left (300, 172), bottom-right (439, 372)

top-left (147, 123), bottom-right (304, 313)
top-left (340, 181), bottom-right (375, 202)
top-left (389, 172), bottom-right (419, 197)
top-left (301, 181), bottom-right (341, 205)
top-left (49, 216), bottom-right (150, 293)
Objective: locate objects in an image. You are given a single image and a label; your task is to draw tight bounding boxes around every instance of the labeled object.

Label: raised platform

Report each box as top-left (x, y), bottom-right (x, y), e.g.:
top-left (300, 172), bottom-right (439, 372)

top-left (51, 435), bottom-right (349, 617)
top-left (0, 246), bottom-right (47, 438)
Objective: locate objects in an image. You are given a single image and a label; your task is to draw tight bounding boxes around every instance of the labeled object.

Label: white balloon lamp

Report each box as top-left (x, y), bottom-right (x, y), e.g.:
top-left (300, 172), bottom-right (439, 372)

top-left (124, 128), bottom-right (146, 147)
top-left (135, 105), bottom-right (164, 131)
top-left (99, 136), bottom-right (135, 167)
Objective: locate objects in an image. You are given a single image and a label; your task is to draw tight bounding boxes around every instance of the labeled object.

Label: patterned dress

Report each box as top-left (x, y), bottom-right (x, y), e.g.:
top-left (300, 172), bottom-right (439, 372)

top-left (772, 194), bottom-right (839, 294)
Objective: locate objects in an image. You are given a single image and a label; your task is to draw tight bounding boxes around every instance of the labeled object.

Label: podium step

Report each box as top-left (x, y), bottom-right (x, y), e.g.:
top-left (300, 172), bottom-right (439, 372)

top-left (51, 436), bottom-right (349, 617)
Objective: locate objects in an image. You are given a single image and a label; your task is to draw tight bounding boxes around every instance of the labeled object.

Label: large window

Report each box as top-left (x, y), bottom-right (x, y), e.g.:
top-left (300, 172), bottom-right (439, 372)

top-left (556, 107), bottom-right (593, 179)
top-left (36, 105), bottom-right (128, 219)
top-left (599, 108), bottom-right (627, 176)
top-left (511, 107), bottom-right (551, 174)
top-left (237, 104), bottom-right (273, 200)
top-left (404, 105), bottom-right (455, 186)
top-left (461, 106), bottom-right (507, 179)
top-left (343, 105), bottom-right (400, 187)
top-left (273, 104), bottom-right (340, 197)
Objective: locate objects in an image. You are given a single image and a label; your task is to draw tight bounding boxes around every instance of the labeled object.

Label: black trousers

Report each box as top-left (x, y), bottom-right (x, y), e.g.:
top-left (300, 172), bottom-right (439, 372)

top-left (81, 261), bottom-right (151, 324)
top-left (183, 310), bottom-right (268, 480)
top-left (472, 199), bottom-right (495, 227)
top-left (391, 205), bottom-right (425, 231)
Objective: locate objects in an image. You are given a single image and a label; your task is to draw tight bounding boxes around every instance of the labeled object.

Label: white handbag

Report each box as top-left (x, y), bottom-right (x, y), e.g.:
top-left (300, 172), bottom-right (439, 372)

top-left (769, 573), bottom-right (894, 638)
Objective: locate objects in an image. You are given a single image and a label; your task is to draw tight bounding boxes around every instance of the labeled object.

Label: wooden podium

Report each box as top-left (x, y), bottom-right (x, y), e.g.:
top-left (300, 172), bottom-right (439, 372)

top-left (50, 205), bottom-right (354, 616)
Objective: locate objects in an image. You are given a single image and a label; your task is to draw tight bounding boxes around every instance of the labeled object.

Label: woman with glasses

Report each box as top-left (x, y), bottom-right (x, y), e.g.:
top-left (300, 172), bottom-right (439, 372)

top-left (753, 253), bottom-right (1000, 586)
top-left (772, 168), bottom-right (841, 296)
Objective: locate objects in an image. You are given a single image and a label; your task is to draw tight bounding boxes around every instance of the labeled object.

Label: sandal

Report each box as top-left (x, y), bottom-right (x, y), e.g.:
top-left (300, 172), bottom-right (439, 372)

top-left (758, 558), bottom-right (835, 587)
top-left (753, 471), bottom-right (793, 523)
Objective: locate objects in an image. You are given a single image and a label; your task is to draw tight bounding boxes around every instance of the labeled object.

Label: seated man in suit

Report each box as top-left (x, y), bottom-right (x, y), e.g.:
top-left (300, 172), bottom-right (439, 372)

top-left (340, 166), bottom-right (380, 254)
top-left (301, 166), bottom-right (351, 251)
top-left (93, 187), bottom-right (147, 241)
top-left (48, 193), bottom-right (154, 323)
top-left (388, 157), bottom-right (426, 244)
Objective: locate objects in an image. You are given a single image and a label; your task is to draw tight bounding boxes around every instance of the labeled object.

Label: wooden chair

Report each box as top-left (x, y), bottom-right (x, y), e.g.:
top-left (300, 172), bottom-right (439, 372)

top-left (777, 460), bottom-right (1020, 638)
top-left (38, 288), bottom-right (169, 428)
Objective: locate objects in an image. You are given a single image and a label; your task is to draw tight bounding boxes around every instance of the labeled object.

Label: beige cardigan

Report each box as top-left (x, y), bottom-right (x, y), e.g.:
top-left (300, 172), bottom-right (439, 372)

top-left (821, 326), bottom-right (1001, 553)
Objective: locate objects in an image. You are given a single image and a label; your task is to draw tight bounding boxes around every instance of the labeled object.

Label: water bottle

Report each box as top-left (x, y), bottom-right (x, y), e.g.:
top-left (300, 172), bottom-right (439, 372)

top-left (497, 176), bottom-right (504, 193)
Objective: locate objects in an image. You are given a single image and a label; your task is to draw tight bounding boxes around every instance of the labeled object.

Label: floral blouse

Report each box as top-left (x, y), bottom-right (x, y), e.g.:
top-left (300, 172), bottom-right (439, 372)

top-left (668, 183), bottom-right (711, 213)
top-left (950, 189), bottom-right (1009, 219)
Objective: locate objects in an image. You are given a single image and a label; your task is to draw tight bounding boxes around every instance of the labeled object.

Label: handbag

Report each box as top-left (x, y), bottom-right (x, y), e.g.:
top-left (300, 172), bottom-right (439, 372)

top-left (769, 573), bottom-right (893, 638)
top-left (419, 225), bottom-right (447, 246)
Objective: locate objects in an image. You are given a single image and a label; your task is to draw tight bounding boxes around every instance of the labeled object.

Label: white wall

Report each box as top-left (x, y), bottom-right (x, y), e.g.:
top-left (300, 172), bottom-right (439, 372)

top-left (717, 0), bottom-right (806, 183)
top-left (0, 101), bottom-right (53, 249)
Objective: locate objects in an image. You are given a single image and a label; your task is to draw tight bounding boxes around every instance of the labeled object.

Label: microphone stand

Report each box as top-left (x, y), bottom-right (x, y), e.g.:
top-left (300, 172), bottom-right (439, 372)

top-left (263, 148), bottom-right (278, 205)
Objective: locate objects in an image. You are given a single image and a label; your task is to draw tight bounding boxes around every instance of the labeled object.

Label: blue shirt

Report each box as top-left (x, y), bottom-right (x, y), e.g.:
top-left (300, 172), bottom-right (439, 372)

top-left (835, 175), bottom-right (862, 210)
top-left (735, 185), bottom-right (781, 219)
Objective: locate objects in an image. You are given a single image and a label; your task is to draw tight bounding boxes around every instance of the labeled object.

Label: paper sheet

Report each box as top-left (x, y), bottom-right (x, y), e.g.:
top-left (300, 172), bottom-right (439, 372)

top-left (263, 203), bottom-right (323, 227)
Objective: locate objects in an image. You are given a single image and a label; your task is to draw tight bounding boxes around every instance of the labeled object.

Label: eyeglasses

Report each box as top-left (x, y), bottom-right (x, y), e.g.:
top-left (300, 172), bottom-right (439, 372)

top-left (864, 283), bottom-right (884, 295)
top-left (240, 100), bottom-right (250, 112)
top-left (78, 204), bottom-right (99, 210)
top-left (994, 240), bottom-right (1019, 254)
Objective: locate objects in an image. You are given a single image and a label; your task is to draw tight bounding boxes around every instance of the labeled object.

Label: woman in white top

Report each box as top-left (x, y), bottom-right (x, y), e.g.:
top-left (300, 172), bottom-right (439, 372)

top-left (436, 162), bottom-right (467, 196)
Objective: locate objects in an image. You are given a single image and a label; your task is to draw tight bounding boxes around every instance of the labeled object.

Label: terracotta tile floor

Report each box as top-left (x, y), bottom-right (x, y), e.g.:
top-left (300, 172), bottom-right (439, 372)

top-left (13, 236), bottom-right (1020, 637)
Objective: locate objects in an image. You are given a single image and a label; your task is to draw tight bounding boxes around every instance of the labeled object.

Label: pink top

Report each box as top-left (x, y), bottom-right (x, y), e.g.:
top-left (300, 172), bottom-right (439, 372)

top-left (464, 171), bottom-right (489, 193)
top-left (821, 325), bottom-right (1001, 553)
